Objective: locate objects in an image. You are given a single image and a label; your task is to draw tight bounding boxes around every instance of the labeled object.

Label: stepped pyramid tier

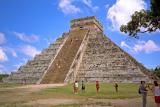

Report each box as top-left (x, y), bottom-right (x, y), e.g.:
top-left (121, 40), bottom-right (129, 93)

top-left (3, 16), bottom-right (155, 84)
top-left (3, 33), bottom-right (69, 84)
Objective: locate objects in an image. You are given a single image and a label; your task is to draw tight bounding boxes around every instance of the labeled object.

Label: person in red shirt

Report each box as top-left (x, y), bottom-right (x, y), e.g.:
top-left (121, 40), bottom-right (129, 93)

top-left (96, 81), bottom-right (100, 93)
top-left (152, 81), bottom-right (160, 107)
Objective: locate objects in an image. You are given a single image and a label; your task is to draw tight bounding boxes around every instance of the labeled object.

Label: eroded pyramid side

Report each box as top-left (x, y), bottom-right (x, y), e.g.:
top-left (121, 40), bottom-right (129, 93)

top-left (75, 30), bottom-right (152, 83)
top-left (63, 16), bottom-right (153, 83)
top-left (3, 33), bottom-right (68, 84)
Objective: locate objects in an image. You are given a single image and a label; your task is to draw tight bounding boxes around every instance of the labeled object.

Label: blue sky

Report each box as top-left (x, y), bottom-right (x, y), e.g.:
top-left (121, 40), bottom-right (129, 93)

top-left (0, 0), bottom-right (159, 74)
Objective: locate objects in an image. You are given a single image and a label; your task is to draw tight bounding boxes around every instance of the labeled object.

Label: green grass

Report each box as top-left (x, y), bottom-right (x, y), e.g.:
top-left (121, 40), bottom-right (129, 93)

top-left (0, 83), bottom-right (154, 107)
top-left (36, 83), bottom-right (150, 99)
top-left (0, 83), bottom-right (22, 88)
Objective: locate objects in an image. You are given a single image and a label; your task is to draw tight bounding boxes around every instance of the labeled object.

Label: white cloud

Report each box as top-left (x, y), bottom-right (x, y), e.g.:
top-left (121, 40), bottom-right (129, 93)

top-left (3, 47), bottom-right (17, 57)
top-left (44, 37), bottom-right (56, 45)
top-left (133, 40), bottom-right (160, 53)
top-left (120, 41), bottom-right (131, 49)
top-left (12, 50), bottom-right (17, 57)
top-left (107, 0), bottom-right (146, 30)
top-left (20, 45), bottom-right (40, 57)
top-left (0, 32), bottom-right (6, 45)
top-left (59, 0), bottom-right (81, 14)
top-left (121, 40), bottom-right (160, 54)
top-left (0, 47), bottom-right (8, 62)
top-left (44, 38), bottom-right (51, 45)
top-left (13, 63), bottom-right (23, 71)
top-left (82, 0), bottom-right (99, 11)
top-left (13, 58), bottom-right (28, 71)
top-left (105, 4), bottom-right (110, 9)
top-left (13, 32), bottom-right (39, 43)
top-left (22, 58), bottom-right (28, 64)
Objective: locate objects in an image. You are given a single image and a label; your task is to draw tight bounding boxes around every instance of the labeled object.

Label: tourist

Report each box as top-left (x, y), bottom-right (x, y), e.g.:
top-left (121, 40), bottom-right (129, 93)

top-left (114, 83), bottom-right (118, 92)
top-left (73, 81), bottom-right (78, 94)
top-left (96, 81), bottom-right (100, 93)
top-left (81, 81), bottom-right (85, 92)
top-left (152, 81), bottom-right (160, 107)
top-left (139, 81), bottom-right (148, 107)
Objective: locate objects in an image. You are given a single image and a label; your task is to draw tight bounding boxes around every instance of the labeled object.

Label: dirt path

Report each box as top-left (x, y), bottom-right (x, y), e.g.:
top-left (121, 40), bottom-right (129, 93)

top-left (26, 96), bottom-right (156, 107)
top-left (94, 97), bottom-right (156, 107)
top-left (26, 98), bottom-right (80, 106)
top-left (18, 83), bottom-right (66, 92)
top-left (0, 83), bottom-right (65, 92)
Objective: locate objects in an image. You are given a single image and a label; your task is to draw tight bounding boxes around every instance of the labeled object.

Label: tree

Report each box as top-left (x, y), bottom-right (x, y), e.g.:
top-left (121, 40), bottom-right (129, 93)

top-left (120, 0), bottom-right (160, 37)
top-left (0, 74), bottom-right (9, 82)
top-left (153, 66), bottom-right (160, 79)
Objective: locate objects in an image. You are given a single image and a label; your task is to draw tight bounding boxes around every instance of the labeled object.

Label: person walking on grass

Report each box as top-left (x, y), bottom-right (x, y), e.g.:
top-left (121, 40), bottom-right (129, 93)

top-left (96, 81), bottom-right (100, 93)
top-left (73, 81), bottom-right (78, 94)
top-left (152, 81), bottom-right (160, 107)
top-left (139, 81), bottom-right (148, 107)
top-left (114, 83), bottom-right (118, 92)
top-left (81, 81), bottom-right (85, 93)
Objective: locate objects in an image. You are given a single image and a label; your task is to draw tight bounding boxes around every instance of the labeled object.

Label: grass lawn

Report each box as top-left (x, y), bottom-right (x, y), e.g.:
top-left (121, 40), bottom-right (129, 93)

top-left (0, 83), bottom-right (154, 107)
top-left (36, 83), bottom-right (152, 99)
top-left (0, 83), bottom-right (22, 88)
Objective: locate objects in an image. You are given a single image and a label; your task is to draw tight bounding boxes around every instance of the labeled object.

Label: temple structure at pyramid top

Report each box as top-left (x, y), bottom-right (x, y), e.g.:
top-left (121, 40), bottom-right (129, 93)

top-left (3, 16), bottom-right (156, 84)
top-left (70, 16), bottom-right (103, 31)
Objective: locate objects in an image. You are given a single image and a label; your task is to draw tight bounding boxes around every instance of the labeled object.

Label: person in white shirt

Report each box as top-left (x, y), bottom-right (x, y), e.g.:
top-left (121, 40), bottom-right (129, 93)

top-left (73, 81), bottom-right (78, 94)
top-left (153, 81), bottom-right (160, 107)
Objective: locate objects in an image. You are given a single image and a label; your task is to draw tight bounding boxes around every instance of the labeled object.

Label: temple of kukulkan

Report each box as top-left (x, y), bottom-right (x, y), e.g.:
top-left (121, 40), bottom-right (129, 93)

top-left (3, 16), bottom-right (155, 84)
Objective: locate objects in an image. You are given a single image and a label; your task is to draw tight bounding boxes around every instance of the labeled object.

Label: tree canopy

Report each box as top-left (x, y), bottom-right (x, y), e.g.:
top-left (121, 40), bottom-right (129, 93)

top-left (120, 0), bottom-right (160, 37)
top-left (153, 66), bottom-right (160, 79)
top-left (0, 74), bottom-right (9, 82)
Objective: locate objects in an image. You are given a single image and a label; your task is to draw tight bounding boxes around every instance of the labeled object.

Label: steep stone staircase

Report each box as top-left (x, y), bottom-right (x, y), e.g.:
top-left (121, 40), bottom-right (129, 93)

top-left (3, 16), bottom-right (153, 84)
top-left (40, 29), bottom-right (88, 83)
top-left (3, 33), bottom-right (68, 84)
top-left (76, 31), bottom-right (152, 83)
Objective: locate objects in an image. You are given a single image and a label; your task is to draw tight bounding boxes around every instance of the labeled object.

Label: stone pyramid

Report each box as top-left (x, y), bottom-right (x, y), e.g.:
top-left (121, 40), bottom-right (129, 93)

top-left (3, 16), bottom-right (154, 84)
